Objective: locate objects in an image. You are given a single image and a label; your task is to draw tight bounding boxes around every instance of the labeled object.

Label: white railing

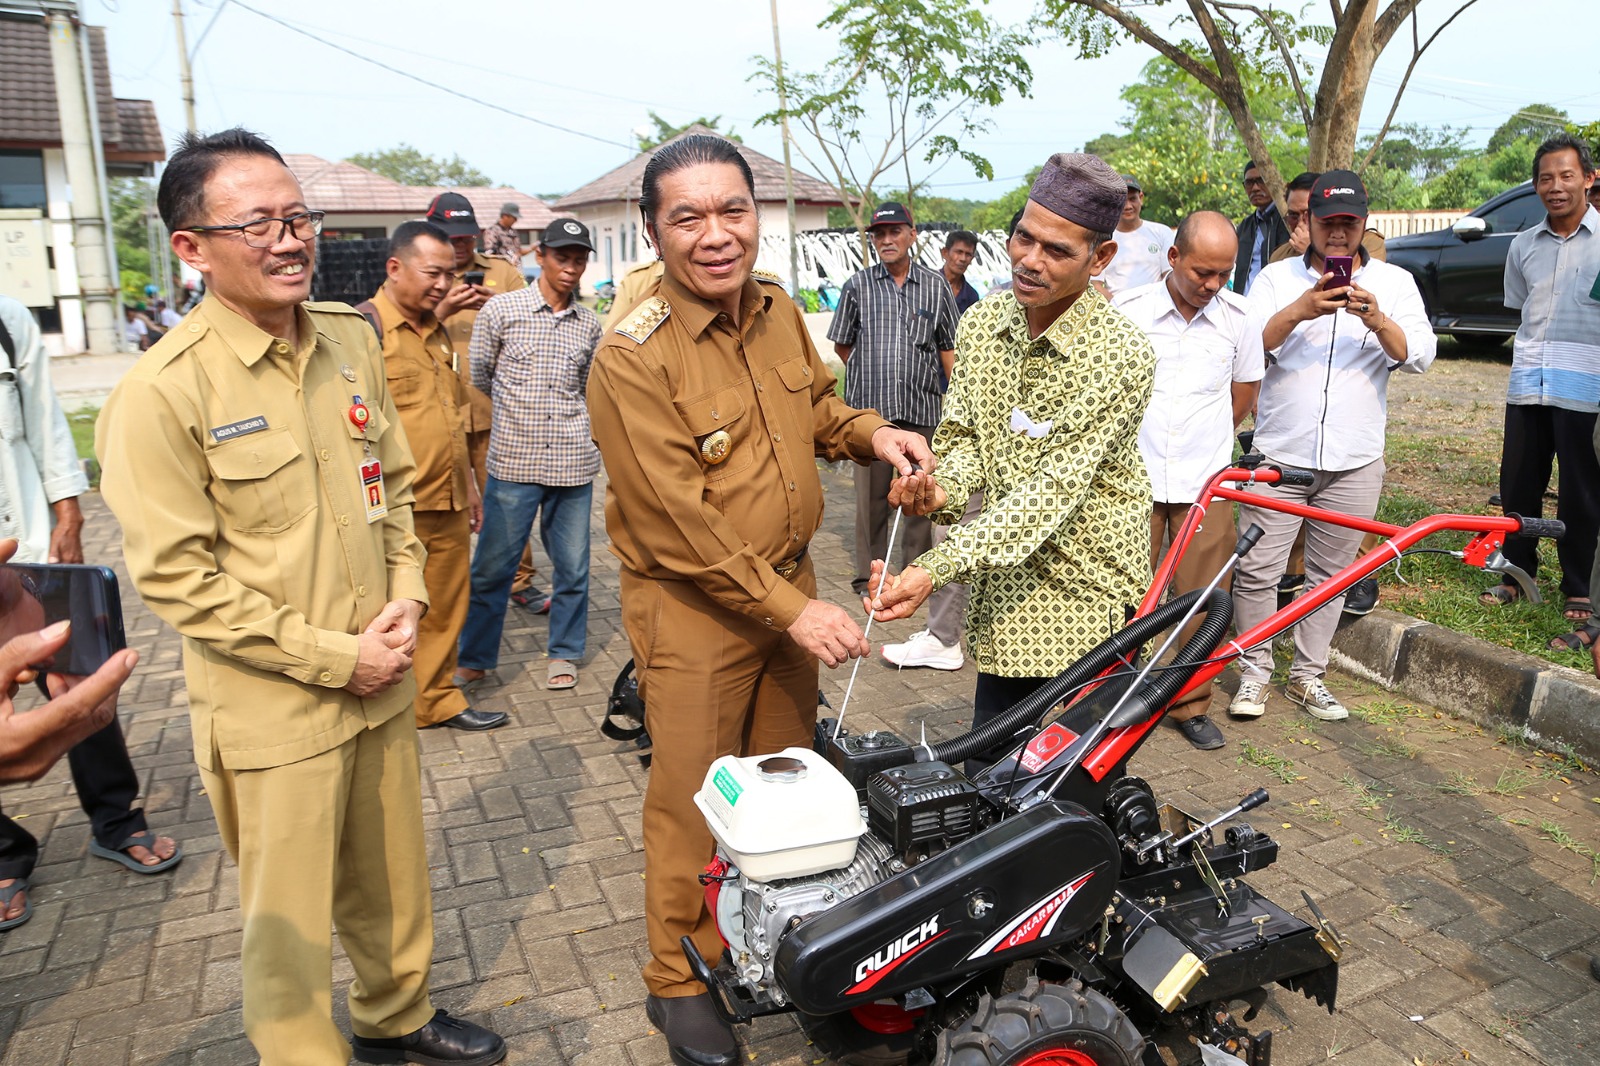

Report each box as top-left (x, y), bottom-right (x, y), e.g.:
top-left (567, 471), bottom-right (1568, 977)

top-left (756, 230), bottom-right (1013, 293)
top-left (1368, 210), bottom-right (1469, 239)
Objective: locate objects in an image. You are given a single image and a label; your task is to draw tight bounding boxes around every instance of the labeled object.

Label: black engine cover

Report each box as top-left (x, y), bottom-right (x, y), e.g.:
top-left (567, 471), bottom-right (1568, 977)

top-left (774, 800), bottom-right (1119, 1016)
top-left (868, 760), bottom-right (983, 861)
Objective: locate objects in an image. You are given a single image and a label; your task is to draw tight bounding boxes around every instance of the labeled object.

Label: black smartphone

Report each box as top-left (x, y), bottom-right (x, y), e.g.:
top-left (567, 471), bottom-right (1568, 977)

top-left (1, 563), bottom-right (126, 675)
top-left (1322, 255), bottom-right (1354, 293)
top-left (463, 270), bottom-right (486, 288)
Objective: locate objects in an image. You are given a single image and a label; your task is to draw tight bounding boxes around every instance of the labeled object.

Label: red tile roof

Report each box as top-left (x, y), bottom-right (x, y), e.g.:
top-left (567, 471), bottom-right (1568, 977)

top-left (0, 20), bottom-right (163, 161)
top-left (283, 154), bottom-right (555, 230)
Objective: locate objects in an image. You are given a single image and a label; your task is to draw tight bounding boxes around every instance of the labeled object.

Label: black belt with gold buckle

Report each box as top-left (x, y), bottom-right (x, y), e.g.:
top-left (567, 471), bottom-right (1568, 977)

top-left (773, 546), bottom-right (809, 578)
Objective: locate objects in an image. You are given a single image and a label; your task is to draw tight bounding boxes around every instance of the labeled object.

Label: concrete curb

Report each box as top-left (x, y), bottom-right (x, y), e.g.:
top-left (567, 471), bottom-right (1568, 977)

top-left (1330, 607), bottom-right (1600, 764)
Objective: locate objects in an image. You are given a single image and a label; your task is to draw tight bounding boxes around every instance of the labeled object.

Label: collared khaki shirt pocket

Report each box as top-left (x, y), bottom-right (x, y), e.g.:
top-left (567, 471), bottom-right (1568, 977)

top-left (677, 384), bottom-right (752, 482)
top-left (204, 426), bottom-right (315, 534)
top-left (385, 361), bottom-right (427, 410)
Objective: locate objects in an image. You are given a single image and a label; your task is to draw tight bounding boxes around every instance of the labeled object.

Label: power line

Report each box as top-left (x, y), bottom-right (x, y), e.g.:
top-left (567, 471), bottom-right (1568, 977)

top-left (225, 0), bottom-right (637, 152)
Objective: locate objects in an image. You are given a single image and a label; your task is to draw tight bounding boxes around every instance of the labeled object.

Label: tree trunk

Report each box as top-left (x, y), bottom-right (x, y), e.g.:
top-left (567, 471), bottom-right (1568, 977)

top-left (1307, 2), bottom-right (1379, 170)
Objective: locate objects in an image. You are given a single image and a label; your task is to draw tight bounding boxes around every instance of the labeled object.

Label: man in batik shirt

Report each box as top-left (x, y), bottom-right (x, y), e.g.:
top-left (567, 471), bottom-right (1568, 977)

top-left (865, 153), bottom-right (1156, 748)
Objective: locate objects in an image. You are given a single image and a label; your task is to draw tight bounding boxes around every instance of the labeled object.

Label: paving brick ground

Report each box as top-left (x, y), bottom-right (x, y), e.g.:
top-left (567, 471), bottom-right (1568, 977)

top-left (2, 467), bottom-right (1598, 1065)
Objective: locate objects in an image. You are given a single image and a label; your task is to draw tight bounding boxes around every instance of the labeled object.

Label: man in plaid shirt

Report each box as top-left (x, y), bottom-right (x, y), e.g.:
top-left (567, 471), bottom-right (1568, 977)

top-left (456, 219), bottom-right (602, 692)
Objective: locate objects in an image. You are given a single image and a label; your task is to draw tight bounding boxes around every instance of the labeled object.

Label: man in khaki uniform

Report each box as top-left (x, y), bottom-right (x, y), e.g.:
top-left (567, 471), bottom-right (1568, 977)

top-left (96, 129), bottom-right (504, 1066)
top-left (425, 193), bottom-right (544, 602)
top-left (360, 221), bottom-right (506, 732)
top-left (603, 257), bottom-right (665, 331)
top-left (587, 134), bottom-right (933, 1066)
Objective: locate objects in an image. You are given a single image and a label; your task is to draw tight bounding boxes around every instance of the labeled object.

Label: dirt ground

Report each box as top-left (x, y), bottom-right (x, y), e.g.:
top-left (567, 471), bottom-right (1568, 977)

top-left (1379, 339), bottom-right (1511, 515)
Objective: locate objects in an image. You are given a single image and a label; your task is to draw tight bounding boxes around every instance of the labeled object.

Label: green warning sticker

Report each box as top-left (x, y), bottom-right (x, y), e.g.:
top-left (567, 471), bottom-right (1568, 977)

top-left (713, 766), bottom-right (743, 806)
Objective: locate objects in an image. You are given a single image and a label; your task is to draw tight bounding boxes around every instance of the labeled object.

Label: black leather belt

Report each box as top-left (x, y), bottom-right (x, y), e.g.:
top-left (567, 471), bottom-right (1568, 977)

top-left (774, 546), bottom-right (809, 578)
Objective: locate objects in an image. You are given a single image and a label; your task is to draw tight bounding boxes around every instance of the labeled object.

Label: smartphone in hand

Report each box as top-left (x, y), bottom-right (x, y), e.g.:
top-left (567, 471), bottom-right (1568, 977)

top-left (1322, 255), bottom-right (1354, 294)
top-left (1, 563), bottom-right (126, 675)
top-left (463, 271), bottom-right (486, 288)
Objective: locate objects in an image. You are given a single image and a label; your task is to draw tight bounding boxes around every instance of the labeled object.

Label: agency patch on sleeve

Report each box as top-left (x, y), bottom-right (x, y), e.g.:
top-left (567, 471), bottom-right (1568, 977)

top-left (208, 415), bottom-right (269, 443)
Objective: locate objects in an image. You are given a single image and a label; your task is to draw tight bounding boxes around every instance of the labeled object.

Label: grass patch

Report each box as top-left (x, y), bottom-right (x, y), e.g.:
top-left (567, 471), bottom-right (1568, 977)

top-left (1340, 774), bottom-right (1387, 812)
top-left (1382, 809), bottom-right (1445, 851)
top-left (68, 404), bottom-right (99, 457)
top-left (1237, 740), bottom-right (1303, 784)
top-left (1436, 767), bottom-right (1532, 797)
top-left (1348, 698), bottom-right (1425, 726)
top-left (1537, 820), bottom-right (1600, 884)
top-left (1358, 734), bottom-right (1420, 759)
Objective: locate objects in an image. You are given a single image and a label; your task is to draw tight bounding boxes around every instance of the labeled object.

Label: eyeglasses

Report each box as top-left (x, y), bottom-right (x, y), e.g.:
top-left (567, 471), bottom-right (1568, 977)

top-left (1243, 176), bottom-right (1267, 189)
top-left (1284, 210), bottom-right (1303, 226)
top-left (185, 211), bottom-right (325, 249)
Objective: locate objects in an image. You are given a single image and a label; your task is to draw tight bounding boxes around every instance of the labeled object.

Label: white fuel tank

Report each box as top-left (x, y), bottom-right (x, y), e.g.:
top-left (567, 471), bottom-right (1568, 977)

top-left (693, 747), bottom-right (866, 881)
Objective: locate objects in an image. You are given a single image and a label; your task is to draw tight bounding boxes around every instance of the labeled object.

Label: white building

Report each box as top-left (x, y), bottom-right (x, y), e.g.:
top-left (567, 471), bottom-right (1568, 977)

top-left (554, 125), bottom-right (844, 293)
top-left (0, 14), bottom-right (163, 356)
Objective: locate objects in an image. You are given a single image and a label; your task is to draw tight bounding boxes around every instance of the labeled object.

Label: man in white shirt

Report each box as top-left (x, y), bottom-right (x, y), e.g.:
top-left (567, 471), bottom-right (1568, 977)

top-left (1229, 171), bottom-right (1435, 722)
top-left (1116, 212), bottom-right (1262, 750)
top-left (1094, 175), bottom-right (1174, 297)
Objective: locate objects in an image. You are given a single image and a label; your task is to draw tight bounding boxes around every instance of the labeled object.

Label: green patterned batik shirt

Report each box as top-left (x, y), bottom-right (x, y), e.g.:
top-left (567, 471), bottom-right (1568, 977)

top-left (914, 286), bottom-right (1156, 677)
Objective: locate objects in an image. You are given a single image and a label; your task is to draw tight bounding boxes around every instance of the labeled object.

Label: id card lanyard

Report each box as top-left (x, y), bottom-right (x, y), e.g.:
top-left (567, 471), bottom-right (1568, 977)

top-left (348, 396), bottom-right (388, 523)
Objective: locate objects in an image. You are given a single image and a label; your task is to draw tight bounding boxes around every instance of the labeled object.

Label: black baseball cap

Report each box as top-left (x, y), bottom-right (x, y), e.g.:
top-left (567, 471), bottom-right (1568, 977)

top-left (869, 201), bottom-right (914, 229)
top-left (541, 217), bottom-right (595, 252)
top-left (1121, 174), bottom-right (1142, 192)
top-left (424, 192), bottom-right (479, 237)
top-left (1309, 170), bottom-right (1369, 219)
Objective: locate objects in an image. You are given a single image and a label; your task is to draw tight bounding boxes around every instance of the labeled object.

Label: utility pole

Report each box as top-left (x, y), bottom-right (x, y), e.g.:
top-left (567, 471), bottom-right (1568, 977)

top-left (769, 0), bottom-right (800, 297)
top-left (46, 10), bottom-right (117, 354)
top-left (172, 0), bottom-right (196, 133)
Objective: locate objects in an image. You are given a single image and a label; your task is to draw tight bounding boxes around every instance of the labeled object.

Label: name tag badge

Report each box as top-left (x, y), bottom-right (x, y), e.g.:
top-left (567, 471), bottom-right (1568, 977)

top-left (208, 415), bottom-right (268, 443)
top-left (360, 457), bottom-right (388, 523)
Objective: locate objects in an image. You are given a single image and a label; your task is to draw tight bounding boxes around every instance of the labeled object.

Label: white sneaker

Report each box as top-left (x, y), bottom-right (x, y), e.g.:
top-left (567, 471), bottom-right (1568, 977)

top-left (1286, 677), bottom-right (1349, 721)
top-left (880, 630), bottom-right (965, 670)
top-left (1229, 678), bottom-right (1268, 718)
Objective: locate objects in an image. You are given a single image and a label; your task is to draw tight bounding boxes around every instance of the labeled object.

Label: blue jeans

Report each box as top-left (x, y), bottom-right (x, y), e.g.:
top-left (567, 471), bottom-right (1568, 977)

top-left (458, 477), bottom-right (592, 668)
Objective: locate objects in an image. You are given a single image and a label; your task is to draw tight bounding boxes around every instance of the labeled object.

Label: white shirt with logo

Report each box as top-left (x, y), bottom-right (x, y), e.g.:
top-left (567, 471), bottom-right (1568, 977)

top-left (1096, 220), bottom-right (1175, 296)
top-left (1115, 278), bottom-right (1263, 503)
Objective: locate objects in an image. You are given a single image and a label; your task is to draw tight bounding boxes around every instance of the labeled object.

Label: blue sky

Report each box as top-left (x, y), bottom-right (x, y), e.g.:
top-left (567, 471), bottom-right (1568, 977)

top-left (91, 0), bottom-right (1600, 202)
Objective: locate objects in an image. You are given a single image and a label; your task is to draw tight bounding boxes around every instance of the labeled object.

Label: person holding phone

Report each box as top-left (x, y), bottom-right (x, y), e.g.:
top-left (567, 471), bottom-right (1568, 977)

top-left (1228, 170), bottom-right (1435, 724)
top-left (0, 295), bottom-right (179, 935)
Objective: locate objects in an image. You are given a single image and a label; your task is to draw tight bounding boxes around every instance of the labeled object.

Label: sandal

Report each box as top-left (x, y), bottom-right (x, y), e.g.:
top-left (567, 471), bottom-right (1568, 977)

top-left (1479, 584), bottom-right (1521, 607)
top-left (1562, 598), bottom-right (1593, 622)
top-left (89, 830), bottom-right (183, 874)
top-left (546, 659), bottom-right (578, 691)
top-left (1549, 621), bottom-right (1600, 652)
top-left (0, 878), bottom-right (30, 932)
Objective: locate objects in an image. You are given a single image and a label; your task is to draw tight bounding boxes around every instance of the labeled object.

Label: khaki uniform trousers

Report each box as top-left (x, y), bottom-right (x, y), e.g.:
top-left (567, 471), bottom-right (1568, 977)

top-left (199, 708), bottom-right (435, 1065)
top-left (1151, 501), bottom-right (1236, 721)
top-left (413, 509), bottom-right (472, 727)
top-left (1288, 528), bottom-right (1382, 576)
top-left (623, 559), bottom-right (820, 997)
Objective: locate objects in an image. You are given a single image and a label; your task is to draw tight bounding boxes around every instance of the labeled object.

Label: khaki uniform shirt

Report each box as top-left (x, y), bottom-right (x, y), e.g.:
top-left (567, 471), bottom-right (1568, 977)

top-left (588, 272), bottom-right (890, 631)
top-left (916, 289), bottom-right (1155, 677)
top-left (96, 298), bottom-right (429, 772)
top-left (444, 252), bottom-right (526, 454)
top-left (604, 260), bottom-right (666, 331)
top-left (368, 287), bottom-right (473, 512)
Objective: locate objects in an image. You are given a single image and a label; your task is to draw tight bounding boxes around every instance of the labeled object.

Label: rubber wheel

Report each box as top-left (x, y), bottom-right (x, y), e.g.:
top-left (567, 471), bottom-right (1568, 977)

top-left (932, 978), bottom-right (1145, 1066)
top-left (800, 1007), bottom-right (922, 1066)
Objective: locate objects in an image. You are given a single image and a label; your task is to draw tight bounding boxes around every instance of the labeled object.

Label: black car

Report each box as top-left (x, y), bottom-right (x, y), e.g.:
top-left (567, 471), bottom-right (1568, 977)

top-left (1385, 181), bottom-right (1543, 347)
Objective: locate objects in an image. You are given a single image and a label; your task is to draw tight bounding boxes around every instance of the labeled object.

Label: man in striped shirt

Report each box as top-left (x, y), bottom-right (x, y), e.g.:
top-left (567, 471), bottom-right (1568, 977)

top-left (829, 202), bottom-right (964, 669)
top-left (456, 219), bottom-right (603, 693)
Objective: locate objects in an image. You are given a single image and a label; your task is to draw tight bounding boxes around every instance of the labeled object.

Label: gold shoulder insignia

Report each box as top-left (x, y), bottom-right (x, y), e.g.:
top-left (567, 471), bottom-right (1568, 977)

top-left (751, 268), bottom-right (785, 285)
top-left (614, 296), bottom-right (670, 343)
top-left (304, 301), bottom-right (365, 316)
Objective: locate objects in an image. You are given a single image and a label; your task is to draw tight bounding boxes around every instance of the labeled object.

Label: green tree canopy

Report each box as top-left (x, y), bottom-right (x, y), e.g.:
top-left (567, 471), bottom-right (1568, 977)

top-left (1487, 104), bottom-right (1569, 154)
top-left (753, 0), bottom-right (1033, 255)
top-left (636, 111), bottom-right (741, 151)
top-left (345, 144), bottom-right (492, 186)
top-left (1080, 56), bottom-right (1307, 224)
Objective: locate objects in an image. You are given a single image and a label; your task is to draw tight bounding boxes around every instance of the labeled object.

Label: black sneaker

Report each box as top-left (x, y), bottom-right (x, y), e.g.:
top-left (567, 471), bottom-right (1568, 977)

top-left (1278, 573), bottom-right (1306, 594)
top-left (1174, 715), bottom-right (1226, 750)
top-left (646, 994), bottom-right (738, 1066)
top-left (1342, 577), bottom-right (1379, 617)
